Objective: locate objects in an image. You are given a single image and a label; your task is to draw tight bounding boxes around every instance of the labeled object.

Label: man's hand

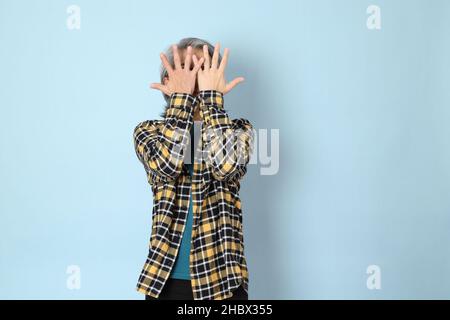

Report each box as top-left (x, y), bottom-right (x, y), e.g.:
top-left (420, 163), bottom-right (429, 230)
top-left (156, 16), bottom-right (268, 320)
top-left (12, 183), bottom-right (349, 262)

top-left (150, 44), bottom-right (204, 96)
top-left (195, 43), bottom-right (244, 95)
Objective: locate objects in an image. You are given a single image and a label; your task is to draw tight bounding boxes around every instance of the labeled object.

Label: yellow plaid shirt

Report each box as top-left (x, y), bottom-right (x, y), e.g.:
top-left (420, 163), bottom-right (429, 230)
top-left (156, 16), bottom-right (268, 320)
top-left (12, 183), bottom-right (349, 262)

top-left (133, 90), bottom-right (254, 300)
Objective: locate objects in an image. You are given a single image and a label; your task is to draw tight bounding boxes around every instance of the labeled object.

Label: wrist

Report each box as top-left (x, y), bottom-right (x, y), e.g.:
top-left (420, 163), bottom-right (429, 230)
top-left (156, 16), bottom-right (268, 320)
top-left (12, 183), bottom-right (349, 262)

top-left (172, 89), bottom-right (194, 95)
top-left (197, 85), bottom-right (223, 94)
top-left (197, 90), bottom-right (223, 107)
top-left (198, 89), bottom-right (224, 96)
top-left (169, 92), bottom-right (197, 109)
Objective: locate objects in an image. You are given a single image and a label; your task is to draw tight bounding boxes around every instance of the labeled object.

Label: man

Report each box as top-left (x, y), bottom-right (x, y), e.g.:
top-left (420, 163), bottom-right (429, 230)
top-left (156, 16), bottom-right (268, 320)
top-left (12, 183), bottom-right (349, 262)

top-left (133, 38), bottom-right (254, 300)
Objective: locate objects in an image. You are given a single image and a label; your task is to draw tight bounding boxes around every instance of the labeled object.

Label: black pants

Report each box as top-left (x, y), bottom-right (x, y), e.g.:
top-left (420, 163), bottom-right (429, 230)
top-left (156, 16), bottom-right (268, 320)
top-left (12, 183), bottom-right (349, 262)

top-left (145, 278), bottom-right (248, 300)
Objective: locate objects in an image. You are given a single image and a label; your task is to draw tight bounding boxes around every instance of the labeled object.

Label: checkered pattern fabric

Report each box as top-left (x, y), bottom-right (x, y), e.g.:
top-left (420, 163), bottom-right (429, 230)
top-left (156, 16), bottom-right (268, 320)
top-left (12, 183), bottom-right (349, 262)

top-left (133, 90), bottom-right (254, 300)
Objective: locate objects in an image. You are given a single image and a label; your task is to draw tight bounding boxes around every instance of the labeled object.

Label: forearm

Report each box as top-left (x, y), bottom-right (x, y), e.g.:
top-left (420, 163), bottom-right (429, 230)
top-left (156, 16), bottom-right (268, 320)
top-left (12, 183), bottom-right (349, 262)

top-left (198, 90), bottom-right (254, 182)
top-left (134, 92), bottom-right (196, 182)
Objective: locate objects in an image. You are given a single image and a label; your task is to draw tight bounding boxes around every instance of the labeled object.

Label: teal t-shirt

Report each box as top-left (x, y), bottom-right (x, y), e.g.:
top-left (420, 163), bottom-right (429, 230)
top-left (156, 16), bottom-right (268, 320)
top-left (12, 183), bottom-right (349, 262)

top-left (170, 124), bottom-right (196, 280)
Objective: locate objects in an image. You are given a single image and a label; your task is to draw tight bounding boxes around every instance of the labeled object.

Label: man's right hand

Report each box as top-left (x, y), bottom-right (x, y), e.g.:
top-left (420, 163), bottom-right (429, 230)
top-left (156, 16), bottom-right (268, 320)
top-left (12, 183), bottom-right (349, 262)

top-left (150, 44), bottom-right (204, 96)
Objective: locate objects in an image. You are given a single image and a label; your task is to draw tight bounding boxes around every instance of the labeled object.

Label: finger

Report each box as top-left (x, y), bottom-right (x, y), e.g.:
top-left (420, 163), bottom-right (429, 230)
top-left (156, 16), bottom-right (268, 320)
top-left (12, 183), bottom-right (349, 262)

top-left (150, 82), bottom-right (171, 95)
top-left (218, 47), bottom-right (229, 73)
top-left (160, 52), bottom-right (174, 76)
top-left (211, 42), bottom-right (220, 69)
top-left (224, 77), bottom-right (244, 93)
top-left (172, 44), bottom-right (182, 69)
top-left (192, 56), bottom-right (205, 73)
top-left (203, 44), bottom-right (210, 70)
top-left (184, 46), bottom-right (192, 70)
top-left (192, 54), bottom-right (199, 72)
top-left (150, 82), bottom-right (164, 91)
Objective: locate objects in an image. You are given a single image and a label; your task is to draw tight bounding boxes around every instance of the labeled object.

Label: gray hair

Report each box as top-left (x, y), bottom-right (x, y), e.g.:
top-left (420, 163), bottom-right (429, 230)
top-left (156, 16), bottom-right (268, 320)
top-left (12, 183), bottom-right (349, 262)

top-left (159, 37), bottom-right (222, 117)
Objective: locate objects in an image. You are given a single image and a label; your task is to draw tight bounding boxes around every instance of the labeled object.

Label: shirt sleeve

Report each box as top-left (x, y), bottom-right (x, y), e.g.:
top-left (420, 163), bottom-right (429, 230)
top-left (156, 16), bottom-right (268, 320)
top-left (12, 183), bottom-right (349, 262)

top-left (197, 90), bottom-right (254, 183)
top-left (133, 92), bottom-right (196, 185)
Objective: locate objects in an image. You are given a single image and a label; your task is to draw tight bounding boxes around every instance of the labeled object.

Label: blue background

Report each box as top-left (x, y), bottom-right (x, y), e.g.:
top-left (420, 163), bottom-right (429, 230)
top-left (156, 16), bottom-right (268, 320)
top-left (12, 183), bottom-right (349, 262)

top-left (1, 0), bottom-right (449, 299)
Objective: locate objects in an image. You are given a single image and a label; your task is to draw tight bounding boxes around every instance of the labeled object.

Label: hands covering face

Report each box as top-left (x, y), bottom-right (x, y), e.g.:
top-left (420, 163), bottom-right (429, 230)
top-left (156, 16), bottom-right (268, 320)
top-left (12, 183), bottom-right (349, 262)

top-left (150, 43), bottom-right (244, 97)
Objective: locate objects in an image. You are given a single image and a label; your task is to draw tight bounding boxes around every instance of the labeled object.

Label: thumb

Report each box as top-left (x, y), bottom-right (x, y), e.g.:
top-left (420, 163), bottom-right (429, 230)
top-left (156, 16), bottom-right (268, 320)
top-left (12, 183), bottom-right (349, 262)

top-left (150, 83), bottom-right (171, 96)
top-left (225, 77), bottom-right (245, 93)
